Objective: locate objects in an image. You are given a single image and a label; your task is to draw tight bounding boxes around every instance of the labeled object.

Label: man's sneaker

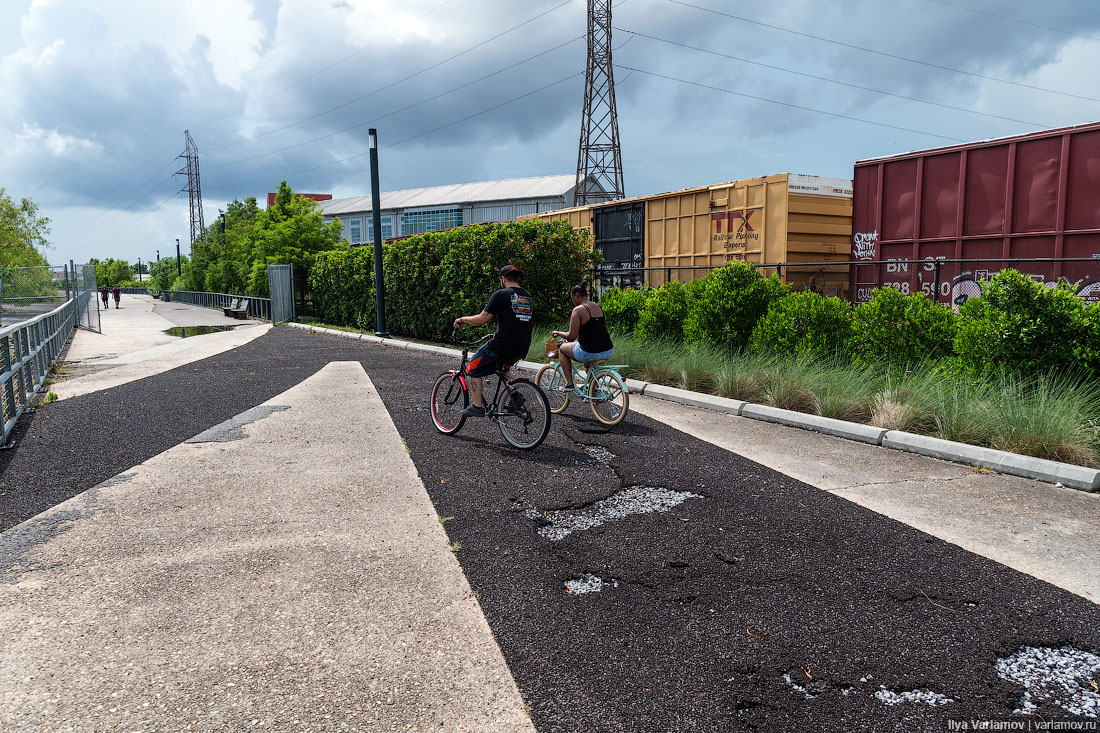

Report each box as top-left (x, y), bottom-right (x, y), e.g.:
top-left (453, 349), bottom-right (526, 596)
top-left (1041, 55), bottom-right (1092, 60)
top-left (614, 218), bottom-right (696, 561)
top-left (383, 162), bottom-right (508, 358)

top-left (461, 403), bottom-right (487, 417)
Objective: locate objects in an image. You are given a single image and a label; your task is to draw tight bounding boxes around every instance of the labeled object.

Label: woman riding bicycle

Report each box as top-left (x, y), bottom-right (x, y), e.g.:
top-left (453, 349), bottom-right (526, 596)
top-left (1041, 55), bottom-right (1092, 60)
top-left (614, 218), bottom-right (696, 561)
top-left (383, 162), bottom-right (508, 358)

top-left (551, 283), bottom-right (613, 391)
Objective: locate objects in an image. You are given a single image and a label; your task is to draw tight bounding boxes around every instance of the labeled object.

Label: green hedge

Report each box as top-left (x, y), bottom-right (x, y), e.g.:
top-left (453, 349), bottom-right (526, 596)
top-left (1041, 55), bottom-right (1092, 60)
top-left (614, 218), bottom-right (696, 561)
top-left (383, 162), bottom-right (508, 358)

top-left (683, 262), bottom-right (789, 350)
top-left (954, 269), bottom-right (1099, 378)
top-left (599, 287), bottom-right (651, 334)
top-left (749, 291), bottom-right (853, 357)
top-left (634, 279), bottom-right (703, 343)
top-left (310, 220), bottom-right (598, 340)
top-left (849, 287), bottom-right (956, 368)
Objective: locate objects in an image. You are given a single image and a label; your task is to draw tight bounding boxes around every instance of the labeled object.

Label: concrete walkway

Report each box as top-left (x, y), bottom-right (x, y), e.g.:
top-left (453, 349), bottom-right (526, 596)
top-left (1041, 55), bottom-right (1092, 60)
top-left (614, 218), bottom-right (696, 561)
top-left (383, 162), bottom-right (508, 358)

top-left (1, 361), bottom-right (534, 732)
top-left (55, 294), bottom-right (270, 400)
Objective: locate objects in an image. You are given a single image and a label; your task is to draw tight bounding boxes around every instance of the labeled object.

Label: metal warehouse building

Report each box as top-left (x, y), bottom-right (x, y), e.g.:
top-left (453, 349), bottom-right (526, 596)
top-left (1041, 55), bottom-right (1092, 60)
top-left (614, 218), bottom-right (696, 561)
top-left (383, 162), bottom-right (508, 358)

top-left (316, 174), bottom-right (601, 245)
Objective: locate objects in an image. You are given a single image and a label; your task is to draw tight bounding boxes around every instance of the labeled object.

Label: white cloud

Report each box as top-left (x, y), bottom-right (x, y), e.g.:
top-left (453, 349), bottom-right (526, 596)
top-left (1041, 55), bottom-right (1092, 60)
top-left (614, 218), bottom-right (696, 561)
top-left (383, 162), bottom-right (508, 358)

top-left (16, 123), bottom-right (104, 157)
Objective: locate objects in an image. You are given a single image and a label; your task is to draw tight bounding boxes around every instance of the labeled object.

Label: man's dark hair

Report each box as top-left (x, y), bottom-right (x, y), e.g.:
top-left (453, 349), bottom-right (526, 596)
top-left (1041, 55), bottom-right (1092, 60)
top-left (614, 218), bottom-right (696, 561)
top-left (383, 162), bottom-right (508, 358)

top-left (570, 283), bottom-right (588, 298)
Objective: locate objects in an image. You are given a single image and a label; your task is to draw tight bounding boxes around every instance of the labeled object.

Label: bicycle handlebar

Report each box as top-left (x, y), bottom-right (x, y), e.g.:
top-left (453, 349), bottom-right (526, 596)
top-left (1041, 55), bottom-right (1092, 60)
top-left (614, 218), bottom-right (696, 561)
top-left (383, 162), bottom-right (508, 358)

top-left (454, 330), bottom-right (494, 349)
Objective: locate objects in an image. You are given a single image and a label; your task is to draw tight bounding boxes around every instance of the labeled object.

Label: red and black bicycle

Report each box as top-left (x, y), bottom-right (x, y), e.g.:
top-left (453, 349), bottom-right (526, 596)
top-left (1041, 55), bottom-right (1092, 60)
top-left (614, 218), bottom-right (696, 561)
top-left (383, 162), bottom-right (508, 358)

top-left (430, 332), bottom-right (551, 450)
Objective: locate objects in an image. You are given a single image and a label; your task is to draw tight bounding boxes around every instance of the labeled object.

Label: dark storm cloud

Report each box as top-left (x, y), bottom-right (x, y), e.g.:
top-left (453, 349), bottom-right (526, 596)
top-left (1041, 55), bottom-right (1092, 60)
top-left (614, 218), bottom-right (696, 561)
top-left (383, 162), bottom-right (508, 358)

top-left (3, 0), bottom-right (1097, 259)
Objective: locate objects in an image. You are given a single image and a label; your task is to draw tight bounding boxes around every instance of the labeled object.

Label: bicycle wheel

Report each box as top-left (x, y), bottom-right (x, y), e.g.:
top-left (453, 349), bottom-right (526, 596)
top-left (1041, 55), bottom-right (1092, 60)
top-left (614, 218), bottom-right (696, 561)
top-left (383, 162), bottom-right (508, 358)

top-left (495, 379), bottom-right (551, 450)
top-left (588, 370), bottom-right (629, 426)
top-left (431, 372), bottom-right (468, 434)
top-left (535, 363), bottom-right (571, 414)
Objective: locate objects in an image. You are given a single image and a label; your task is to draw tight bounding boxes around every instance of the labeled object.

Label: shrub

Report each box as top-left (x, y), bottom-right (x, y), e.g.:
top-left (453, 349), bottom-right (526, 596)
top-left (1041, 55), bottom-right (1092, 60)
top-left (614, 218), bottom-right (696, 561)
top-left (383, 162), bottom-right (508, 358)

top-left (308, 220), bottom-right (598, 341)
top-left (599, 287), bottom-right (651, 334)
top-left (310, 248), bottom-right (376, 330)
top-left (634, 279), bottom-right (703, 343)
top-left (683, 262), bottom-right (789, 351)
top-left (749, 291), bottom-right (853, 357)
top-left (850, 287), bottom-right (956, 368)
top-left (954, 269), bottom-right (1095, 378)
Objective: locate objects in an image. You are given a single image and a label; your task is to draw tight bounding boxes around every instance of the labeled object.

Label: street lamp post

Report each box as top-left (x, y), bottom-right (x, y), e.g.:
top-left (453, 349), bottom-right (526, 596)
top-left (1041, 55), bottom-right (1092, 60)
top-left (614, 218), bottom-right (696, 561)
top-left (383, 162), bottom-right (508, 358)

top-left (176, 238), bottom-right (182, 278)
top-left (369, 128), bottom-right (388, 338)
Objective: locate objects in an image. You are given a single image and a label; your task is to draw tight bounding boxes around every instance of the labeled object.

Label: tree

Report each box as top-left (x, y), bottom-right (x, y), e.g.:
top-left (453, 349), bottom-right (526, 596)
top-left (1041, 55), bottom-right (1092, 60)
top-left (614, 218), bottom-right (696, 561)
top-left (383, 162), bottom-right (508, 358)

top-left (178, 184), bottom-right (343, 298)
top-left (0, 189), bottom-right (50, 268)
top-left (149, 256), bottom-right (187, 291)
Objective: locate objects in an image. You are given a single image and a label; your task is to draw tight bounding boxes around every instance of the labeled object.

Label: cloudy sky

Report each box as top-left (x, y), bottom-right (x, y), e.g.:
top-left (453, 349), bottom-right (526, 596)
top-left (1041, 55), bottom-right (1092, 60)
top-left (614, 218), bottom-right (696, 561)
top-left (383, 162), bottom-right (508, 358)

top-left (2, 0), bottom-right (1099, 269)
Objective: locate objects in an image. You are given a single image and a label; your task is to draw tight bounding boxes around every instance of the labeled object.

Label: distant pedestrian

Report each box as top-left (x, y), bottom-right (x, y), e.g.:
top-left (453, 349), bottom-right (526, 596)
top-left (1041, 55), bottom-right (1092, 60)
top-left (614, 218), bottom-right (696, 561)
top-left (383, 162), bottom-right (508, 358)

top-left (100, 286), bottom-right (109, 309)
top-left (112, 286), bottom-right (121, 308)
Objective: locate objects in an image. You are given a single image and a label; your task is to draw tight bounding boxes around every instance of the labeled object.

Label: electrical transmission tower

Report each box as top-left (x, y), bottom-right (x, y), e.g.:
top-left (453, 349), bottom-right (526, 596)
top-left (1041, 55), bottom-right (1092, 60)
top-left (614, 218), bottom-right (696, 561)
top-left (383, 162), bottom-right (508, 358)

top-left (176, 130), bottom-right (205, 244)
top-left (574, 0), bottom-right (624, 207)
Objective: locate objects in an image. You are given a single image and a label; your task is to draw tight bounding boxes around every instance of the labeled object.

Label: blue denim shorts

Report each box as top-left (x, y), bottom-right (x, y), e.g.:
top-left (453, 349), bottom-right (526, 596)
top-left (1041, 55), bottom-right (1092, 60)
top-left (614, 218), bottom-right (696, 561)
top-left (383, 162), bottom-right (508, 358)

top-left (573, 344), bottom-right (614, 363)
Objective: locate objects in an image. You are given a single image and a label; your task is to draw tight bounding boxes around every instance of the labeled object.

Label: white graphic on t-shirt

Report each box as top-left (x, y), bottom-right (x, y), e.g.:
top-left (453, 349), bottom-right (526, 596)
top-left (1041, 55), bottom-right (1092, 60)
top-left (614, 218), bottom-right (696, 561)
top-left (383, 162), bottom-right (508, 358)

top-left (511, 293), bottom-right (533, 322)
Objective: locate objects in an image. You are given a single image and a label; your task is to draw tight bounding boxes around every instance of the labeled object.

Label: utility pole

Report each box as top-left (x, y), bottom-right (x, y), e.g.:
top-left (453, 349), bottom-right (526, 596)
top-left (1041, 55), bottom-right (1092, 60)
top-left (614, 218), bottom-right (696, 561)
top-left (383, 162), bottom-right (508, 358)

top-left (137, 257), bottom-right (142, 282)
top-left (574, 0), bottom-right (624, 206)
top-left (369, 128), bottom-right (389, 338)
top-left (176, 238), bottom-right (182, 278)
top-left (176, 130), bottom-right (205, 246)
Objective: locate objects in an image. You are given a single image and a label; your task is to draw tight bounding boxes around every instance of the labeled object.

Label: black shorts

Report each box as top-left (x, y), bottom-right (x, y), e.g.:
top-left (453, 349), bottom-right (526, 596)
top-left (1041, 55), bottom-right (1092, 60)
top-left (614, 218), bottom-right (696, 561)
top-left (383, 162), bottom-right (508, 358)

top-left (468, 343), bottom-right (516, 378)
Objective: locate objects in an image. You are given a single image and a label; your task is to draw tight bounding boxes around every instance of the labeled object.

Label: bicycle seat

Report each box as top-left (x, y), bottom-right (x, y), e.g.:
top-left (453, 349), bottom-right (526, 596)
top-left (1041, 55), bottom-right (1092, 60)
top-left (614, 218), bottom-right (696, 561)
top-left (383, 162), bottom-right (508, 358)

top-left (585, 359), bottom-right (608, 367)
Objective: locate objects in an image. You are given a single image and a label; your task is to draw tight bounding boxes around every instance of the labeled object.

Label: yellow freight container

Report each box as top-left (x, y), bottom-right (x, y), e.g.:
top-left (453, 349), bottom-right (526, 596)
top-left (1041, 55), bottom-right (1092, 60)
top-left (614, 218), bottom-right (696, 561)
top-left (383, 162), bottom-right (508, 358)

top-left (521, 173), bottom-right (853, 297)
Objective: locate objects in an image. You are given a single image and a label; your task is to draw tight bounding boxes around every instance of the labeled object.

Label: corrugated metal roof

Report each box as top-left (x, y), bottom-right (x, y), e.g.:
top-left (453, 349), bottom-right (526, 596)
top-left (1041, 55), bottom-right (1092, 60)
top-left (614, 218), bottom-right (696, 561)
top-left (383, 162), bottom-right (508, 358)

top-left (318, 174), bottom-right (579, 216)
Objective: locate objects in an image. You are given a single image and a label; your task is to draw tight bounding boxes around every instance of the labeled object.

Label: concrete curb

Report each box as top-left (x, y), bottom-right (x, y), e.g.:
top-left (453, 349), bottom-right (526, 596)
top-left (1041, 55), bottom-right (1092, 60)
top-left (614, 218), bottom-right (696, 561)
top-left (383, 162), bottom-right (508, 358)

top-left (882, 431), bottom-right (1100, 491)
top-left (287, 322), bottom-right (1099, 492)
top-left (644, 384), bottom-right (744, 415)
top-left (741, 404), bottom-right (887, 445)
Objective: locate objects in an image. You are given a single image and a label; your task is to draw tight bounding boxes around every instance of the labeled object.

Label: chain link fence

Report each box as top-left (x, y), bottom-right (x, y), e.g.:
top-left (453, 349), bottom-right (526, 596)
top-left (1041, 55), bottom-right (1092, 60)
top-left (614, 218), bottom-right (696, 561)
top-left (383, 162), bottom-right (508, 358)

top-left (0, 263), bottom-right (99, 444)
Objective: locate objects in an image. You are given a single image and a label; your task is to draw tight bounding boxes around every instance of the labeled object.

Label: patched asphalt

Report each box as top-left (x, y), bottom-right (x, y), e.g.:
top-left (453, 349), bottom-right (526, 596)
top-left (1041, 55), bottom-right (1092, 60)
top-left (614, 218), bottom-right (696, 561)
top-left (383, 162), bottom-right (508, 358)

top-left (5, 326), bottom-right (1100, 731)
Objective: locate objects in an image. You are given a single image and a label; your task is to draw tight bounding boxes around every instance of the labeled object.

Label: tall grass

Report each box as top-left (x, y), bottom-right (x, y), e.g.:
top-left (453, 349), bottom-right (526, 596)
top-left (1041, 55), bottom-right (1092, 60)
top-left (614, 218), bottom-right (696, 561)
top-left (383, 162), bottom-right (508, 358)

top-left (525, 328), bottom-right (1100, 467)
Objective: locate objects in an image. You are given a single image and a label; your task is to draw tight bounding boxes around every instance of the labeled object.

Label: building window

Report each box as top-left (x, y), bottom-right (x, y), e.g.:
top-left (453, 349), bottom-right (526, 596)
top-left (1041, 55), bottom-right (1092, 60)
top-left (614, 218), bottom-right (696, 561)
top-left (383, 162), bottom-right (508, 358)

top-left (364, 216), bottom-right (394, 243)
top-left (401, 208), bottom-right (462, 236)
top-left (348, 218), bottom-right (362, 245)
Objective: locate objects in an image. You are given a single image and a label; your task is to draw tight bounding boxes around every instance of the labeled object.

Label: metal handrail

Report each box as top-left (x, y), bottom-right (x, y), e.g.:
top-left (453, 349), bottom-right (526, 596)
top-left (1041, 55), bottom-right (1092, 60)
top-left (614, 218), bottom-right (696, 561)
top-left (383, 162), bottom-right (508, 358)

top-left (0, 294), bottom-right (85, 444)
top-left (166, 290), bottom-right (273, 321)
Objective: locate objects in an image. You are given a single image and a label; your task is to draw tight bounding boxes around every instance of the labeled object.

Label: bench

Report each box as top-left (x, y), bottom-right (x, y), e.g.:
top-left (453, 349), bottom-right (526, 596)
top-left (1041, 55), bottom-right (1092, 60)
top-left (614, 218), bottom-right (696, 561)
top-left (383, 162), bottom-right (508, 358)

top-left (223, 298), bottom-right (248, 319)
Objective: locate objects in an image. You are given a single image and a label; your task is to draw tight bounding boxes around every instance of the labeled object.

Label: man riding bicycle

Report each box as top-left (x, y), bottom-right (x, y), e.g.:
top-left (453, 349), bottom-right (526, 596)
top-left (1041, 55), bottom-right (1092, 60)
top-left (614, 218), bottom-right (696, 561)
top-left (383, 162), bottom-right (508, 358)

top-left (452, 265), bottom-right (533, 417)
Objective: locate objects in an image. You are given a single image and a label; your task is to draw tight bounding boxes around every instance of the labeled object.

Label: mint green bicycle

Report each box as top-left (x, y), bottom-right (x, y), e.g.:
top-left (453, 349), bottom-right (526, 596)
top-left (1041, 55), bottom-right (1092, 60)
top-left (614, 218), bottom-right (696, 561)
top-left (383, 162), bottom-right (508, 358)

top-left (535, 341), bottom-right (630, 426)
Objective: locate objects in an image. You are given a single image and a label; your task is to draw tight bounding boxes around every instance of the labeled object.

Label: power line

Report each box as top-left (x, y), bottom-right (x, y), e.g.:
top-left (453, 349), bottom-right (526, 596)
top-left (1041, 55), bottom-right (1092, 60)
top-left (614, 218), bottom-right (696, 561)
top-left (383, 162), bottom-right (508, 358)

top-left (616, 27), bottom-right (1052, 128)
top-left (203, 0), bottom-right (575, 154)
top-left (50, 141), bottom-right (180, 237)
top-left (206, 35), bottom-right (583, 171)
top-left (616, 64), bottom-right (965, 142)
top-left (926, 0), bottom-right (1100, 43)
top-left (192, 0), bottom-right (461, 133)
top-left (64, 178), bottom-right (181, 253)
top-left (666, 0), bottom-right (1100, 104)
top-left (219, 71), bottom-right (582, 191)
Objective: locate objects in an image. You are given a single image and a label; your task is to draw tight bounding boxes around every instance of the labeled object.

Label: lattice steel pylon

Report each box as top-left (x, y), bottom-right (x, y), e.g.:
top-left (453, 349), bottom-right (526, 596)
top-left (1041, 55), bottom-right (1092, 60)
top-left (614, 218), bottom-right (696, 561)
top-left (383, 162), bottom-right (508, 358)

top-left (574, 0), bottom-right (625, 207)
top-left (176, 130), bottom-right (205, 244)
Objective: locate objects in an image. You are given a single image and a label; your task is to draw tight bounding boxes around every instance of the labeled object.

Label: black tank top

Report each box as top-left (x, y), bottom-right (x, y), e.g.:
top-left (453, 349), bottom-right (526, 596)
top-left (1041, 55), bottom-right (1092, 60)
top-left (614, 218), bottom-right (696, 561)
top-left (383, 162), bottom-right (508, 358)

top-left (578, 302), bottom-right (613, 353)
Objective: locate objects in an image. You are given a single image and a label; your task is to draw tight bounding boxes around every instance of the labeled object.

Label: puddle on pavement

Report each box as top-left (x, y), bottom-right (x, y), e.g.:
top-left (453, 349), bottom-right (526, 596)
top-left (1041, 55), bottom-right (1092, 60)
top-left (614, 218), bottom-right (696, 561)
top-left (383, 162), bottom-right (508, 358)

top-left (164, 325), bottom-right (239, 338)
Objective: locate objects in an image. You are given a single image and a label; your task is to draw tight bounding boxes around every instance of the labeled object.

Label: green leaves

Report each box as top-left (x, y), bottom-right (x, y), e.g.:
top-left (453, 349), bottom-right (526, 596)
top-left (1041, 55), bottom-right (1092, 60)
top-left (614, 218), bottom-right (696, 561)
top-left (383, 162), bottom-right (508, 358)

top-left (850, 287), bottom-right (956, 368)
top-left (954, 269), bottom-right (1097, 378)
top-left (309, 221), bottom-right (596, 341)
top-left (749, 291), bottom-right (853, 358)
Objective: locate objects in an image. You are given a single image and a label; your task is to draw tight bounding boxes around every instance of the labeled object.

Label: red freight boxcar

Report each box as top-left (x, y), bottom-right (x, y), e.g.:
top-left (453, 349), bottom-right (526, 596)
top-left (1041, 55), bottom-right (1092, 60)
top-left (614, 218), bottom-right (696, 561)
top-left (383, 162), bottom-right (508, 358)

top-left (850, 121), bottom-right (1100, 306)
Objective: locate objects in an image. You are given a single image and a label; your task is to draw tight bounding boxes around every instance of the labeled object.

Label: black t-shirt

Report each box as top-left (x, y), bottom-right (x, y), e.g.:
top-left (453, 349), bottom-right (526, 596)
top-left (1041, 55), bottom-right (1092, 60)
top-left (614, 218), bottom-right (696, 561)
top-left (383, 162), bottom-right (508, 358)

top-left (486, 286), bottom-right (533, 361)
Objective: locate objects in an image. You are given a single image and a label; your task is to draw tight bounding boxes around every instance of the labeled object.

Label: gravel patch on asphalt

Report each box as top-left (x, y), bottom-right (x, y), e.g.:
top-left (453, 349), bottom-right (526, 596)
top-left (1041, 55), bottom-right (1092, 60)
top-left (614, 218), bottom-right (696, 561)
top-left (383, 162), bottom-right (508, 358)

top-left (874, 687), bottom-right (954, 707)
top-left (524, 486), bottom-right (702, 540)
top-left (564, 574), bottom-right (605, 594)
top-left (583, 445), bottom-right (614, 463)
top-left (996, 645), bottom-right (1100, 717)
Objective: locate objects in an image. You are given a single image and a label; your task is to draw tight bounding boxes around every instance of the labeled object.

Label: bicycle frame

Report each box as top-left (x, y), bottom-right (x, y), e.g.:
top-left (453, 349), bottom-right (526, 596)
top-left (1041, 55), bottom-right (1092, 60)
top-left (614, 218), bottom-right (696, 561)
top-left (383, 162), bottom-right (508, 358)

top-left (448, 334), bottom-right (522, 419)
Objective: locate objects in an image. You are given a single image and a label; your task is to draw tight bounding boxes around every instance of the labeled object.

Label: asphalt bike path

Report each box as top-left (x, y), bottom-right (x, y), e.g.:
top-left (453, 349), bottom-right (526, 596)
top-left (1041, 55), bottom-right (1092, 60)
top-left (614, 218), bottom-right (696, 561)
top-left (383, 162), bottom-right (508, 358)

top-left (3, 325), bottom-right (1099, 731)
